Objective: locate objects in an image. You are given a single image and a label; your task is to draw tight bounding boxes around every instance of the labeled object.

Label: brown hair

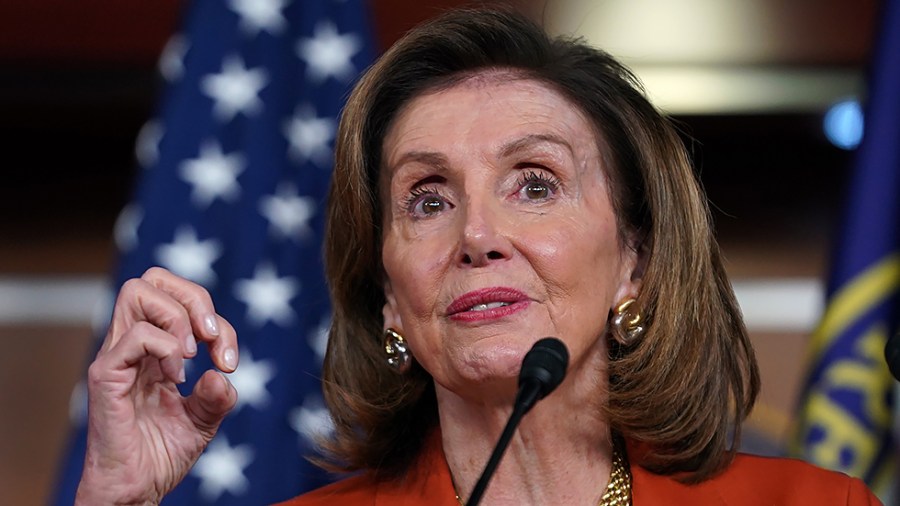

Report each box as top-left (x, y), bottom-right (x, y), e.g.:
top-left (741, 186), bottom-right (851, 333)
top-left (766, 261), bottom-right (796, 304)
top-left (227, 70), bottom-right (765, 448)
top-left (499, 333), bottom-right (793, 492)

top-left (321, 7), bottom-right (759, 483)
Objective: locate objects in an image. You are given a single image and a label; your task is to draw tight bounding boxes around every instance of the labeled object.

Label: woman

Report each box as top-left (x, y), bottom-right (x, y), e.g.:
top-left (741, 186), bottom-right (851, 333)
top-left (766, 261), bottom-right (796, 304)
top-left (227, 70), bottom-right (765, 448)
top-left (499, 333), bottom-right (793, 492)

top-left (75, 8), bottom-right (880, 506)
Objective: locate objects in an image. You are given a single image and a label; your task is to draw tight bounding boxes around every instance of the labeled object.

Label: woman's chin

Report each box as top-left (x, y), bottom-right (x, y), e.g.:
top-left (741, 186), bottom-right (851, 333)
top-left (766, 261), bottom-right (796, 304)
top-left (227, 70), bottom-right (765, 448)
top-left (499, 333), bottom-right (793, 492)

top-left (441, 351), bottom-right (528, 401)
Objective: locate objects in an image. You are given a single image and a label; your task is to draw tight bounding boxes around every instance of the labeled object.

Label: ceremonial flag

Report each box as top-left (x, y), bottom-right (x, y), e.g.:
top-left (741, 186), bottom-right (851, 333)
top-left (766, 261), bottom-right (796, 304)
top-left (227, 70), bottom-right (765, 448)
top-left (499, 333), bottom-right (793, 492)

top-left (52, 0), bottom-right (374, 503)
top-left (790, 0), bottom-right (900, 498)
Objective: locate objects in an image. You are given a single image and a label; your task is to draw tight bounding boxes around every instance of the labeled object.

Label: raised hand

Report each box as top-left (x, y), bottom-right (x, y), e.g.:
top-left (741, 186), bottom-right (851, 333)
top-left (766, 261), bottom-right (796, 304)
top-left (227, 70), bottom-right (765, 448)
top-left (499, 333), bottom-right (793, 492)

top-left (75, 267), bottom-right (239, 505)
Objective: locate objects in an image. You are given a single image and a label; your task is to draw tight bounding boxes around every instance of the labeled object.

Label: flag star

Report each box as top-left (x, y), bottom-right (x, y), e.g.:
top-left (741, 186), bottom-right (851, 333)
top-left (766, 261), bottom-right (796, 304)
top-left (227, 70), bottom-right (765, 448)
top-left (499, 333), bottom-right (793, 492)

top-left (155, 226), bottom-right (223, 286)
top-left (159, 34), bottom-right (188, 82)
top-left (233, 263), bottom-right (300, 327)
top-left (259, 183), bottom-right (316, 241)
top-left (228, 0), bottom-right (289, 35)
top-left (228, 348), bottom-right (276, 412)
top-left (191, 436), bottom-right (254, 501)
top-left (309, 318), bottom-right (330, 362)
top-left (135, 119), bottom-right (164, 169)
top-left (114, 204), bottom-right (142, 252)
top-left (179, 141), bottom-right (246, 208)
top-left (283, 104), bottom-right (335, 167)
top-left (289, 396), bottom-right (334, 444)
top-left (296, 22), bottom-right (361, 82)
top-left (200, 55), bottom-right (268, 121)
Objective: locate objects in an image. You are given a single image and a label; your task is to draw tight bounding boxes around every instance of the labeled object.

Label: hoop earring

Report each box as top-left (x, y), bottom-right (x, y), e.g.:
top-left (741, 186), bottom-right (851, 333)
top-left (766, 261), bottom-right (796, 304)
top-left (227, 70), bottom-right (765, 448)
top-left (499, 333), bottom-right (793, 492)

top-left (611, 298), bottom-right (645, 345)
top-left (384, 328), bottom-right (411, 373)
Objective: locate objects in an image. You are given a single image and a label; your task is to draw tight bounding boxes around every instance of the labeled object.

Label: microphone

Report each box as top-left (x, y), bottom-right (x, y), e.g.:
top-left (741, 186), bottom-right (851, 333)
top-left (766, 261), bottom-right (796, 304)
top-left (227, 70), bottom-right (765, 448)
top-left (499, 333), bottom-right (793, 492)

top-left (886, 329), bottom-right (900, 381)
top-left (465, 338), bottom-right (569, 506)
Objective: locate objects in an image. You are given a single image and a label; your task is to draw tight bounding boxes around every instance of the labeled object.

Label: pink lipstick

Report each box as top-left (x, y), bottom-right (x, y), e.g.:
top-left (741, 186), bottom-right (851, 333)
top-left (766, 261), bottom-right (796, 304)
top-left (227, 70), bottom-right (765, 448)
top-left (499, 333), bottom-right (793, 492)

top-left (446, 287), bottom-right (530, 322)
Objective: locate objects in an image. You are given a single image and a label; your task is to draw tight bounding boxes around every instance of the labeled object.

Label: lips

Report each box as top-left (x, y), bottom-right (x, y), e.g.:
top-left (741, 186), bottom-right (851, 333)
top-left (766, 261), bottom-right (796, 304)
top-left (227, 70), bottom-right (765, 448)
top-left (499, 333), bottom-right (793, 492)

top-left (446, 287), bottom-right (531, 321)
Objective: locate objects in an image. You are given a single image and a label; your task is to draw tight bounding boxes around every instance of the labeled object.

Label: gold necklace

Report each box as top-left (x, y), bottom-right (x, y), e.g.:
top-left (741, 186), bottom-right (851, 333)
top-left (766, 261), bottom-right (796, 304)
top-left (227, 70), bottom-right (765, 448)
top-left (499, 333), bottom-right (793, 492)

top-left (454, 444), bottom-right (632, 505)
top-left (599, 443), bottom-right (632, 506)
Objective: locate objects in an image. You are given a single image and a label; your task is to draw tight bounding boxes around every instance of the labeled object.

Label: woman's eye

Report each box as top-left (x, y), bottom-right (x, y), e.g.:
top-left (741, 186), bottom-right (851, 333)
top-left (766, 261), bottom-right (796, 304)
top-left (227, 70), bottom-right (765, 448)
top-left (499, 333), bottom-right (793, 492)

top-left (417, 195), bottom-right (445, 215)
top-left (524, 182), bottom-right (550, 200)
top-left (404, 186), bottom-right (449, 217)
top-left (517, 170), bottom-right (560, 200)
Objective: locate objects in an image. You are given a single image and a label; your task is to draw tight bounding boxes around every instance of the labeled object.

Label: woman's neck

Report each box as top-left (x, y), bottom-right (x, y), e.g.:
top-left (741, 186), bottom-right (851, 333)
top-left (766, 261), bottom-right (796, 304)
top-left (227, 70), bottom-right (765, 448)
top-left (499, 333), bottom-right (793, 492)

top-left (436, 359), bottom-right (615, 505)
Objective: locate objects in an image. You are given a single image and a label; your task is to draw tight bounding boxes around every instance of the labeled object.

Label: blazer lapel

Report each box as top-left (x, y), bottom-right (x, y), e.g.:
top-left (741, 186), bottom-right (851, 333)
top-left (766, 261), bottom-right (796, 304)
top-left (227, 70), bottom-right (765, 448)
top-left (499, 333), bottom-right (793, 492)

top-left (374, 430), bottom-right (460, 506)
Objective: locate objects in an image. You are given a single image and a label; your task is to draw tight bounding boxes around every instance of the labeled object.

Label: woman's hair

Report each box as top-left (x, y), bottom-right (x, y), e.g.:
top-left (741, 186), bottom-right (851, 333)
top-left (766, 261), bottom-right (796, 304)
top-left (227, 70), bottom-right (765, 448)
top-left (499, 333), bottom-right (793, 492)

top-left (320, 7), bottom-right (759, 483)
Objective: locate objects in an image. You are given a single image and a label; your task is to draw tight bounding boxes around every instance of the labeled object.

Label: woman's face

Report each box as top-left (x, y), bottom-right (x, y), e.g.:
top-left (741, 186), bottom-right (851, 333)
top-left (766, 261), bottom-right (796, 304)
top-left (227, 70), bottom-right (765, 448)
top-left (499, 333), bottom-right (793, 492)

top-left (380, 75), bottom-right (640, 397)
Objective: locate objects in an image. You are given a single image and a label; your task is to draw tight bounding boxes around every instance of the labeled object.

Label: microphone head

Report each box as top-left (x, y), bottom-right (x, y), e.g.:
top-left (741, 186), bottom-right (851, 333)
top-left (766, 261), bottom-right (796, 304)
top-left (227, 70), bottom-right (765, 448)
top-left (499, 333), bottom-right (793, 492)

top-left (519, 337), bottom-right (569, 399)
top-left (886, 330), bottom-right (900, 381)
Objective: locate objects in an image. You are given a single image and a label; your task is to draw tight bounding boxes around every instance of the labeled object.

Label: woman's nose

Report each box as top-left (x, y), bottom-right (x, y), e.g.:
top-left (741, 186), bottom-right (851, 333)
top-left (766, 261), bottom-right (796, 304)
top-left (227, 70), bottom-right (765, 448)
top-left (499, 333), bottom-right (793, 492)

top-left (457, 200), bottom-right (513, 267)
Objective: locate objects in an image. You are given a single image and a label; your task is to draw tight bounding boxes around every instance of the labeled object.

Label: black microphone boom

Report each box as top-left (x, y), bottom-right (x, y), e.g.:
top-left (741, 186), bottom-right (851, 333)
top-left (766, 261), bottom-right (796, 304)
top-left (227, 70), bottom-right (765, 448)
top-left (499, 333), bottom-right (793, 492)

top-left (465, 337), bottom-right (569, 506)
top-left (514, 337), bottom-right (570, 417)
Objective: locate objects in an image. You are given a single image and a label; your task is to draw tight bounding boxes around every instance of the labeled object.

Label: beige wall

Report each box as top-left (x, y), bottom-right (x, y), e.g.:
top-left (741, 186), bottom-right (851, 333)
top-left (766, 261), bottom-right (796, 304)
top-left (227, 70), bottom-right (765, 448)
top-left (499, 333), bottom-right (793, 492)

top-left (1, 325), bottom-right (93, 505)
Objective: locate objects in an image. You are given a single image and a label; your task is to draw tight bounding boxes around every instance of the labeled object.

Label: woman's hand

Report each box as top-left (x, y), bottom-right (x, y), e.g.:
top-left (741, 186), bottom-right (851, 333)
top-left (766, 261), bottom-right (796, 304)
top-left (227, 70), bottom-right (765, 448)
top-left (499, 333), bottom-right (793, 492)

top-left (75, 267), bottom-right (239, 506)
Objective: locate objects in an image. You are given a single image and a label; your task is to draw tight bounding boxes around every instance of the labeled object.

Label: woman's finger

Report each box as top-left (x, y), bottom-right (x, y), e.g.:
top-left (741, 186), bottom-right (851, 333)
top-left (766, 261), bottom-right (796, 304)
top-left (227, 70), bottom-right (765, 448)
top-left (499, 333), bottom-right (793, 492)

top-left (141, 268), bottom-right (239, 372)
top-left (202, 315), bottom-right (239, 373)
top-left (184, 369), bottom-right (238, 435)
top-left (142, 267), bottom-right (218, 338)
top-left (105, 277), bottom-right (194, 358)
top-left (98, 321), bottom-right (188, 385)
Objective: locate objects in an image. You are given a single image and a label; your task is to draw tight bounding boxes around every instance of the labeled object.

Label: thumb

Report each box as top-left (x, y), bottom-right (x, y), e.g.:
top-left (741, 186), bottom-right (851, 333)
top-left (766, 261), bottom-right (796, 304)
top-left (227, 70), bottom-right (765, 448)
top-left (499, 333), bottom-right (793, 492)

top-left (185, 369), bottom-right (238, 437)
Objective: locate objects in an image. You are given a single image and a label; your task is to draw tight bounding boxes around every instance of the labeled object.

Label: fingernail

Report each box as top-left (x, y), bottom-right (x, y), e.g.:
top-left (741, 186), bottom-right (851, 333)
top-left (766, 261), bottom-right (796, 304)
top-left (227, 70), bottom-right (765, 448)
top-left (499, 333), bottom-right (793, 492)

top-left (219, 371), bottom-right (234, 391)
top-left (185, 335), bottom-right (197, 355)
top-left (223, 348), bottom-right (238, 370)
top-left (178, 367), bottom-right (186, 383)
top-left (204, 315), bottom-right (220, 336)
top-left (218, 371), bottom-right (238, 399)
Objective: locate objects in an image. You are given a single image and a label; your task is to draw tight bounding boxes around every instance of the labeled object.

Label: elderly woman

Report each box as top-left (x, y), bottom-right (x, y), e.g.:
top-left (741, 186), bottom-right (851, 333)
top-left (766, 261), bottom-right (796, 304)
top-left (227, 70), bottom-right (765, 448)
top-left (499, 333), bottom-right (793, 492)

top-left (75, 8), bottom-right (879, 506)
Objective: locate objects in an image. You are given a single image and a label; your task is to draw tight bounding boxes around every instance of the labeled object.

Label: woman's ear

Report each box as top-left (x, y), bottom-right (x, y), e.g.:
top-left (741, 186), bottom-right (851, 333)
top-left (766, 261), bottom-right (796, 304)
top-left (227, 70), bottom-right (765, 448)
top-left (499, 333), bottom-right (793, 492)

top-left (630, 237), bottom-right (648, 284)
top-left (614, 233), bottom-right (647, 304)
top-left (382, 280), bottom-right (402, 332)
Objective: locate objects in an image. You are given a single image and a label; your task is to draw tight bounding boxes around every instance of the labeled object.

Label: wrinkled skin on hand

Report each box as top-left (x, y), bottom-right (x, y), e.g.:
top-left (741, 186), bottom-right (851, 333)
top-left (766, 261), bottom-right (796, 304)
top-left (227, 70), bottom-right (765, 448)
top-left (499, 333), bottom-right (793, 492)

top-left (75, 267), bottom-right (240, 505)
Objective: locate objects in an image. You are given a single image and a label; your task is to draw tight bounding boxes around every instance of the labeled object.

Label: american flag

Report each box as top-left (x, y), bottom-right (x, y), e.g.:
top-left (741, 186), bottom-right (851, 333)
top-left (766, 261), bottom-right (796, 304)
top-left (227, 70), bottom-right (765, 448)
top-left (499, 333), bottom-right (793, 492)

top-left (53, 0), bottom-right (374, 503)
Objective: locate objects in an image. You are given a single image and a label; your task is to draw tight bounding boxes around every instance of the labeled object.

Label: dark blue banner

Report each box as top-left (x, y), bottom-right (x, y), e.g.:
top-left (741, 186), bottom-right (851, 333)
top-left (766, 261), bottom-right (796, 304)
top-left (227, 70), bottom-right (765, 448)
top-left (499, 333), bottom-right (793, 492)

top-left (791, 0), bottom-right (900, 497)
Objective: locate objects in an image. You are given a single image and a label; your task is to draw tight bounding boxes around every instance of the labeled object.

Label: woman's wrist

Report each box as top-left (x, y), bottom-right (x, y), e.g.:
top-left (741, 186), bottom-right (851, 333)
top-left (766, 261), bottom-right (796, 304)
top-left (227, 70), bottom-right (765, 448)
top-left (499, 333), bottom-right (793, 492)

top-left (74, 478), bottom-right (159, 506)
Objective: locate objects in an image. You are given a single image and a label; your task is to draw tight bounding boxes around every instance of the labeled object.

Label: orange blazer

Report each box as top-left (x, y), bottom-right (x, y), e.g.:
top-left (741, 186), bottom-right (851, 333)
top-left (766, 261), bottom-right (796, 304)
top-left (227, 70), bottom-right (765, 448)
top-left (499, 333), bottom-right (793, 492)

top-left (275, 437), bottom-right (881, 506)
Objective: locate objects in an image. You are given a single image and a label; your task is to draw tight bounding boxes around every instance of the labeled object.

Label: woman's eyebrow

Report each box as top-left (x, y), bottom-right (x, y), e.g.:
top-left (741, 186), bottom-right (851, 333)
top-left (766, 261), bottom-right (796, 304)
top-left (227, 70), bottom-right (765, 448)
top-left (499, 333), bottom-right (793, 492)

top-left (388, 133), bottom-right (571, 176)
top-left (499, 133), bottom-right (574, 158)
top-left (391, 150), bottom-right (450, 172)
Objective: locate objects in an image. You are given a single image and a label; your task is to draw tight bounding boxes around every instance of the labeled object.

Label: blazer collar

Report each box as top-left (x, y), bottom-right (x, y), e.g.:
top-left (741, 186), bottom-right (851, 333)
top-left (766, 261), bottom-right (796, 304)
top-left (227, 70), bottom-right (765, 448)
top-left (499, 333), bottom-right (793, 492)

top-left (374, 429), bottom-right (459, 506)
top-left (632, 464), bottom-right (728, 505)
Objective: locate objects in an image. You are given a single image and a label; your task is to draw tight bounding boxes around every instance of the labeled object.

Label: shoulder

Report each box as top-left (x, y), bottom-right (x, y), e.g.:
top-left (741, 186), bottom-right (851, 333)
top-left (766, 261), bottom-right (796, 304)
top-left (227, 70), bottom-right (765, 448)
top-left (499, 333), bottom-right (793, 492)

top-left (270, 460), bottom-right (458, 506)
top-left (633, 453), bottom-right (881, 506)
top-left (717, 454), bottom-right (879, 503)
top-left (272, 474), bottom-right (377, 506)
top-left (275, 429), bottom-right (458, 506)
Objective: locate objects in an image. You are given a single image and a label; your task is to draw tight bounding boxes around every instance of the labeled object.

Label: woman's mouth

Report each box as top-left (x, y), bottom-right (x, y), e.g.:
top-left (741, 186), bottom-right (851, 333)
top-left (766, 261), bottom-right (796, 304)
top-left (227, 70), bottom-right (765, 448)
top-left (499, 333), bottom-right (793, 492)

top-left (469, 301), bottom-right (511, 312)
top-left (447, 287), bottom-right (530, 322)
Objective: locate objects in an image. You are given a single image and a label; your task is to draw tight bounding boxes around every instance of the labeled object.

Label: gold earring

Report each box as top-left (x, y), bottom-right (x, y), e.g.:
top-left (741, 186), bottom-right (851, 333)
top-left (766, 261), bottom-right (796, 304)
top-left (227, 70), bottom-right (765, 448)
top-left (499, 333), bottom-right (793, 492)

top-left (611, 298), bottom-right (645, 345)
top-left (384, 328), bottom-right (411, 373)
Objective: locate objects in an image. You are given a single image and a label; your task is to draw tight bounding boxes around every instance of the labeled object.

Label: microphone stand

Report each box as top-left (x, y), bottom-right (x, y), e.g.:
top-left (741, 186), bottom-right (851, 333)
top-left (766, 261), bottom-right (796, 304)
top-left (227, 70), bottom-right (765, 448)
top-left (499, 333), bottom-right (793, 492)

top-left (464, 378), bottom-right (542, 506)
top-left (462, 337), bottom-right (568, 506)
